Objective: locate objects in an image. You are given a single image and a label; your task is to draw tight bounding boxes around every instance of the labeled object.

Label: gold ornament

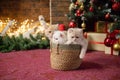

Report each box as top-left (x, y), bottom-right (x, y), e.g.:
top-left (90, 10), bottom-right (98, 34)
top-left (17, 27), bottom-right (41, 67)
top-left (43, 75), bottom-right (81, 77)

top-left (113, 43), bottom-right (120, 51)
top-left (81, 22), bottom-right (86, 29)
top-left (80, 3), bottom-right (84, 10)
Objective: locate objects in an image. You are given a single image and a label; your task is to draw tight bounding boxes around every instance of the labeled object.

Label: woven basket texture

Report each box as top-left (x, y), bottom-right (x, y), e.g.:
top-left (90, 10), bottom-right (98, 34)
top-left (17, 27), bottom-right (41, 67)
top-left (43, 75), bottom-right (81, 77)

top-left (50, 43), bottom-right (82, 70)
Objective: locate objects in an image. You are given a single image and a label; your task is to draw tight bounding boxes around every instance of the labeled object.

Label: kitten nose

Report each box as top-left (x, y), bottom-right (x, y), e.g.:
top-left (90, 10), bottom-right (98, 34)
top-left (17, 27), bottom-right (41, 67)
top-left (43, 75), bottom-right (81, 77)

top-left (75, 38), bottom-right (78, 41)
top-left (73, 38), bottom-right (76, 41)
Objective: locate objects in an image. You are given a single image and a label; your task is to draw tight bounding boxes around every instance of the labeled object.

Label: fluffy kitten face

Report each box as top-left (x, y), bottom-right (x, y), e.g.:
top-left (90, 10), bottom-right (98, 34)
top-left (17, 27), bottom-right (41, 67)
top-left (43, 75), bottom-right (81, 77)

top-left (67, 28), bottom-right (83, 44)
top-left (44, 24), bottom-right (58, 40)
top-left (52, 31), bottom-right (67, 44)
top-left (66, 28), bottom-right (88, 59)
top-left (45, 27), bottom-right (54, 40)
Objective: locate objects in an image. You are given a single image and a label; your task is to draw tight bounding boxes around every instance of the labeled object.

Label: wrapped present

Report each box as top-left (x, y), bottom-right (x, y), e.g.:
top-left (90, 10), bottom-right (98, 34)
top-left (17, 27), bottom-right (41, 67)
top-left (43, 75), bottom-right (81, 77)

top-left (105, 46), bottom-right (119, 56)
top-left (86, 32), bottom-right (107, 51)
top-left (95, 21), bottom-right (107, 33)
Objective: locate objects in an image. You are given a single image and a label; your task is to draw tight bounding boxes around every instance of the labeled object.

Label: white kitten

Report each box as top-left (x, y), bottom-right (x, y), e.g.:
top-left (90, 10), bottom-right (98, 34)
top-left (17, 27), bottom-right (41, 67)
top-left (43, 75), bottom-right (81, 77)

top-left (52, 31), bottom-right (67, 44)
top-left (66, 28), bottom-right (88, 59)
top-left (44, 24), bottom-right (58, 40)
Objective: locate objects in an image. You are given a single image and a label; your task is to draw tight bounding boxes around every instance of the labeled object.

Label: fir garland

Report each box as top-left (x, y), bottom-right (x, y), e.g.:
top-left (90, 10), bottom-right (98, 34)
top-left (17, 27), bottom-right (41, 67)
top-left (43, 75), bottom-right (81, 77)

top-left (0, 33), bottom-right (50, 53)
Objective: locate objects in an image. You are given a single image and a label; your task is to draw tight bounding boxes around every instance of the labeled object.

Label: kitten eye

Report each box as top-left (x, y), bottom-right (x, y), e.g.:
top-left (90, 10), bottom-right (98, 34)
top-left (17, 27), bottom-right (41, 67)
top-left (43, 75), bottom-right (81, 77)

top-left (55, 38), bottom-right (58, 40)
top-left (76, 36), bottom-right (79, 38)
top-left (49, 31), bottom-right (51, 33)
top-left (72, 36), bottom-right (74, 38)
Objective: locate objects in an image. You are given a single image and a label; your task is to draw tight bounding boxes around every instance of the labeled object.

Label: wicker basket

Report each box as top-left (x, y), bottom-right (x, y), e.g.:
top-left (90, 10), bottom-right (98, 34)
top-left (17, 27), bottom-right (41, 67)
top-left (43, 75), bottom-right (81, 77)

top-left (50, 42), bottom-right (82, 70)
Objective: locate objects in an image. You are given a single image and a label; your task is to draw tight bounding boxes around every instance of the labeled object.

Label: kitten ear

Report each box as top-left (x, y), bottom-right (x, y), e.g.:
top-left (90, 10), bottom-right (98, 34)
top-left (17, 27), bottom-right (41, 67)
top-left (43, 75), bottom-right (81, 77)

top-left (79, 28), bottom-right (83, 35)
top-left (52, 24), bottom-right (59, 28)
top-left (68, 28), bottom-right (74, 33)
top-left (60, 33), bottom-right (63, 37)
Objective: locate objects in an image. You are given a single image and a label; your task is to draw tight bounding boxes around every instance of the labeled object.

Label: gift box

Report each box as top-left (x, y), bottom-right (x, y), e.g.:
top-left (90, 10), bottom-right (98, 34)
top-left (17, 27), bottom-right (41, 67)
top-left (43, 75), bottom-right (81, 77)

top-left (105, 46), bottom-right (119, 56)
top-left (86, 32), bottom-right (107, 51)
top-left (95, 21), bottom-right (107, 33)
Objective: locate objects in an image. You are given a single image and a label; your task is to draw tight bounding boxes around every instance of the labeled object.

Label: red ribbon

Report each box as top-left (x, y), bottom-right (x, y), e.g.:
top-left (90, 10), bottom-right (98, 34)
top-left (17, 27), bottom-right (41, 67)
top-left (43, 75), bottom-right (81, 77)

top-left (111, 46), bottom-right (113, 55)
top-left (89, 41), bottom-right (104, 44)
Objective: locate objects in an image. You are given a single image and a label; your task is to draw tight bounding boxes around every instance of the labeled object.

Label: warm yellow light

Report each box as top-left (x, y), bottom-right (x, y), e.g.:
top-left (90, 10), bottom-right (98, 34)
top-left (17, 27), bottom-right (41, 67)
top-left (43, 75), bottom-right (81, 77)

top-left (0, 18), bottom-right (49, 37)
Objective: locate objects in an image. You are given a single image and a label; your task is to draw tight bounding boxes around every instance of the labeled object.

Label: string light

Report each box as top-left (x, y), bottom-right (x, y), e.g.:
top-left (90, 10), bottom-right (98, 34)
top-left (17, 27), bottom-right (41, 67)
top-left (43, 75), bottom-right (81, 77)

top-left (0, 18), bottom-right (49, 37)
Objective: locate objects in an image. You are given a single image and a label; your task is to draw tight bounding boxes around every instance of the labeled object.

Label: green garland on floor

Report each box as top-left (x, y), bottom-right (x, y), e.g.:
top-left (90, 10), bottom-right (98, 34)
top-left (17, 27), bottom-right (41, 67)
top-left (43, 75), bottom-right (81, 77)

top-left (0, 33), bottom-right (50, 53)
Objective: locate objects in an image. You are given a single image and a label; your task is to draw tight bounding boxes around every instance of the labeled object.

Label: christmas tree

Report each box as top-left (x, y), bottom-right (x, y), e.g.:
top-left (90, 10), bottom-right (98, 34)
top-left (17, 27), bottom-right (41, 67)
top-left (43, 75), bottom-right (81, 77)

top-left (67, 0), bottom-right (120, 52)
top-left (67, 0), bottom-right (120, 32)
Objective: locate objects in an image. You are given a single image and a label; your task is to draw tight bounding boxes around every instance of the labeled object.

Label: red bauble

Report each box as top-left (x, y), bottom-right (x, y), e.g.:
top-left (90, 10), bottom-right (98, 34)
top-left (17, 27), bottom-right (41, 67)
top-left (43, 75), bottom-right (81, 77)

top-left (104, 32), bottom-right (118, 47)
top-left (109, 31), bottom-right (118, 39)
top-left (76, 10), bottom-right (81, 16)
top-left (104, 37), bottom-right (115, 47)
top-left (109, 32), bottom-right (116, 39)
top-left (112, 2), bottom-right (120, 11)
top-left (114, 30), bottom-right (120, 34)
top-left (69, 21), bottom-right (77, 28)
top-left (105, 13), bottom-right (110, 19)
top-left (89, 6), bottom-right (94, 12)
top-left (58, 24), bottom-right (65, 31)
